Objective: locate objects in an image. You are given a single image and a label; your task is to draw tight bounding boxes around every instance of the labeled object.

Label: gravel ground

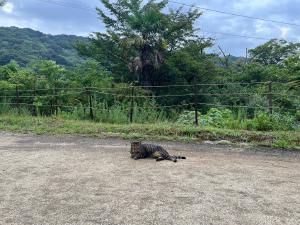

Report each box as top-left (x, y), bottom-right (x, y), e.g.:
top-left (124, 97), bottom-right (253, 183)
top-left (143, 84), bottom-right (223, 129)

top-left (0, 132), bottom-right (300, 225)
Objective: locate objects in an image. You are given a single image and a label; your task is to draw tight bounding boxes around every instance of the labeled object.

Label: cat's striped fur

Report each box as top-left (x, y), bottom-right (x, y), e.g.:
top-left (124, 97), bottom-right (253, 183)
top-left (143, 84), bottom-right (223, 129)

top-left (130, 141), bottom-right (186, 162)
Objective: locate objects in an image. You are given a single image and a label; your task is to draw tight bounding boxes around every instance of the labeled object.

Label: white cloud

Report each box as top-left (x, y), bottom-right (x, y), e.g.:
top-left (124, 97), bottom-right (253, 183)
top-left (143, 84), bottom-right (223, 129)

top-left (0, 13), bottom-right (93, 36)
top-left (2, 2), bottom-right (14, 14)
top-left (279, 27), bottom-right (290, 38)
top-left (233, 0), bottom-right (274, 11)
top-left (0, 15), bottom-right (43, 30)
top-left (254, 21), bottom-right (273, 34)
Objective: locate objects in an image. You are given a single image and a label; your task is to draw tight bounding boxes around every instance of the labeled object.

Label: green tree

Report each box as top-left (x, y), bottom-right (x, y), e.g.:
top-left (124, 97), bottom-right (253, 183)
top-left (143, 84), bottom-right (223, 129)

top-left (249, 39), bottom-right (300, 65)
top-left (77, 0), bottom-right (202, 86)
top-left (284, 54), bottom-right (300, 88)
top-left (239, 62), bottom-right (288, 83)
top-left (70, 60), bottom-right (113, 89)
top-left (165, 40), bottom-right (215, 84)
top-left (152, 39), bottom-right (216, 106)
top-left (30, 60), bottom-right (66, 89)
top-left (0, 60), bottom-right (38, 114)
top-left (29, 60), bottom-right (66, 115)
top-left (67, 60), bottom-right (114, 118)
top-left (0, 60), bottom-right (35, 91)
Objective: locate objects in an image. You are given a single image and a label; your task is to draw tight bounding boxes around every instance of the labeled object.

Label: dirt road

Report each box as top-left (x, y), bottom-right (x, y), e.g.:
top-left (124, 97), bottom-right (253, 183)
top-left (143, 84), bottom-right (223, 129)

top-left (0, 132), bottom-right (299, 225)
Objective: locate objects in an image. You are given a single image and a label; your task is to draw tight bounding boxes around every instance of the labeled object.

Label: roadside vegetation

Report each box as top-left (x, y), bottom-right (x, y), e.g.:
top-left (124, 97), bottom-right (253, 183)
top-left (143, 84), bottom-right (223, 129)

top-left (0, 111), bottom-right (299, 149)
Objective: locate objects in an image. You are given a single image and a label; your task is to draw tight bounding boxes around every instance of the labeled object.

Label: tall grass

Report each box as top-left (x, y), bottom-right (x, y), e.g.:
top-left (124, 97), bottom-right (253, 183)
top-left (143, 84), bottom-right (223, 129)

top-left (18, 100), bottom-right (177, 124)
top-left (176, 108), bottom-right (299, 132)
top-left (1, 101), bottom-right (299, 132)
top-left (0, 103), bottom-right (32, 116)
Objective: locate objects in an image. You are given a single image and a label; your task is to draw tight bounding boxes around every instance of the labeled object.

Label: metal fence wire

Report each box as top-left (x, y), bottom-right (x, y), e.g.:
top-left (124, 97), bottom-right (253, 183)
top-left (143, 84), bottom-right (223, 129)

top-left (0, 81), bottom-right (299, 125)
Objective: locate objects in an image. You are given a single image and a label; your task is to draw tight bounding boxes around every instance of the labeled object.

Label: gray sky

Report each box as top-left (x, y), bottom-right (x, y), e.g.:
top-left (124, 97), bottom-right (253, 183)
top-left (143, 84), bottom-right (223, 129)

top-left (1, 0), bottom-right (299, 56)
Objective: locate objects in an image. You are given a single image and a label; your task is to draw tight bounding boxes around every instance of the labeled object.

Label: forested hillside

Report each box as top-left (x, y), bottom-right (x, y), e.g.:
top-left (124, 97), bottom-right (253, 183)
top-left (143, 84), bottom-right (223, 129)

top-left (0, 27), bottom-right (87, 66)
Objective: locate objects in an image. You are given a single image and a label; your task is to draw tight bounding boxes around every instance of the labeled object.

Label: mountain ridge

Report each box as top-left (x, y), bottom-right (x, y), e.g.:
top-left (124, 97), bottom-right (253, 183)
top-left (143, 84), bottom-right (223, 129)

top-left (0, 26), bottom-right (88, 66)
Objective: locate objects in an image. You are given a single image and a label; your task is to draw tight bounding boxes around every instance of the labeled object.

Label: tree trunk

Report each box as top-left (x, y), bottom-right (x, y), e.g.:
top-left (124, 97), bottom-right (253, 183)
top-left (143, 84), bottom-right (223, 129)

top-left (141, 64), bottom-right (152, 87)
top-left (139, 43), bottom-right (152, 86)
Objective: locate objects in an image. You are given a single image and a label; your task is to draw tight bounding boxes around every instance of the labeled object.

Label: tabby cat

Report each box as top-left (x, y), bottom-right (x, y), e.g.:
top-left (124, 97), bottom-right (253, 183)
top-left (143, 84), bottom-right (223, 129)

top-left (130, 141), bottom-right (186, 162)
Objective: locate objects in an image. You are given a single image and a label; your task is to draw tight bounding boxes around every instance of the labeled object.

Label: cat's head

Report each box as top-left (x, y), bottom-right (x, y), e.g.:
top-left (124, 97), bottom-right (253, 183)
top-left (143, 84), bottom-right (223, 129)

top-left (130, 141), bottom-right (141, 158)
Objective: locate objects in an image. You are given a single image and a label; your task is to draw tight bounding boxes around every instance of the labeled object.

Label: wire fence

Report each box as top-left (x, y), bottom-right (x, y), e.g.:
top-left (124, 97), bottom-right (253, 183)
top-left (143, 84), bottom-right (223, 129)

top-left (0, 81), bottom-right (299, 124)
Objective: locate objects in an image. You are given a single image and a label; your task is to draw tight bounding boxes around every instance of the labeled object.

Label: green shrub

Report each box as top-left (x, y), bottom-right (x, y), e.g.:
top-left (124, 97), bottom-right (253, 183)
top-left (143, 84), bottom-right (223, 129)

top-left (176, 108), bottom-right (233, 128)
top-left (271, 112), bottom-right (298, 131)
top-left (248, 111), bottom-right (298, 131)
top-left (203, 108), bottom-right (232, 128)
top-left (273, 139), bottom-right (293, 149)
top-left (252, 112), bottom-right (273, 131)
top-left (176, 111), bottom-right (199, 126)
top-left (176, 108), bottom-right (299, 132)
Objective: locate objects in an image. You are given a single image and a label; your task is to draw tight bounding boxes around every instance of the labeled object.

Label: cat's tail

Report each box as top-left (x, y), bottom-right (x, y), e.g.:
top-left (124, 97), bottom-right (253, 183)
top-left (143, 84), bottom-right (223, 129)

top-left (168, 155), bottom-right (186, 162)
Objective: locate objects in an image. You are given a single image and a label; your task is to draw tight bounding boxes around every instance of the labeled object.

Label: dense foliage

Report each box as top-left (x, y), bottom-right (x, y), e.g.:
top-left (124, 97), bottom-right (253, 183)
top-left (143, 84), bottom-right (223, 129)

top-left (0, 27), bottom-right (87, 66)
top-left (176, 109), bottom-right (299, 131)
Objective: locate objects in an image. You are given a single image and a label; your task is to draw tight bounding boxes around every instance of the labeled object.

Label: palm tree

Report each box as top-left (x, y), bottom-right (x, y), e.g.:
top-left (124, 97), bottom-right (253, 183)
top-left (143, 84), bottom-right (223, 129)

top-left (78, 0), bottom-right (201, 86)
top-left (124, 36), bottom-right (165, 86)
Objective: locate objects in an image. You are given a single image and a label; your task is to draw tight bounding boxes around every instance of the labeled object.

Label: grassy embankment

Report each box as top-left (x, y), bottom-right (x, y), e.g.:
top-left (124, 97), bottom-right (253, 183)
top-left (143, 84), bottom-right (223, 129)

top-left (0, 115), bottom-right (299, 149)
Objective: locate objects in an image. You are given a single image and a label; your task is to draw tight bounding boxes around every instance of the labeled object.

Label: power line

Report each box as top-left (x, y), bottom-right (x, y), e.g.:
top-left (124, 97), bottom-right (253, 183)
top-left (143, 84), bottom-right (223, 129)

top-left (37, 0), bottom-right (300, 28)
top-left (33, 0), bottom-right (96, 13)
top-left (169, 0), bottom-right (300, 28)
top-left (204, 31), bottom-right (269, 41)
top-left (31, 0), bottom-right (298, 42)
top-left (205, 31), bottom-right (299, 43)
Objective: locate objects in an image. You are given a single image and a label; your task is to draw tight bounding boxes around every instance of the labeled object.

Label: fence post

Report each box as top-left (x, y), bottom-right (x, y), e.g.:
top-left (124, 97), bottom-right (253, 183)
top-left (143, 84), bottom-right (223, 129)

top-left (16, 85), bottom-right (20, 115)
top-left (32, 84), bottom-right (37, 116)
top-left (268, 81), bottom-right (273, 115)
top-left (87, 88), bottom-right (94, 120)
top-left (54, 89), bottom-right (58, 116)
top-left (193, 76), bottom-right (199, 126)
top-left (129, 85), bottom-right (134, 123)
